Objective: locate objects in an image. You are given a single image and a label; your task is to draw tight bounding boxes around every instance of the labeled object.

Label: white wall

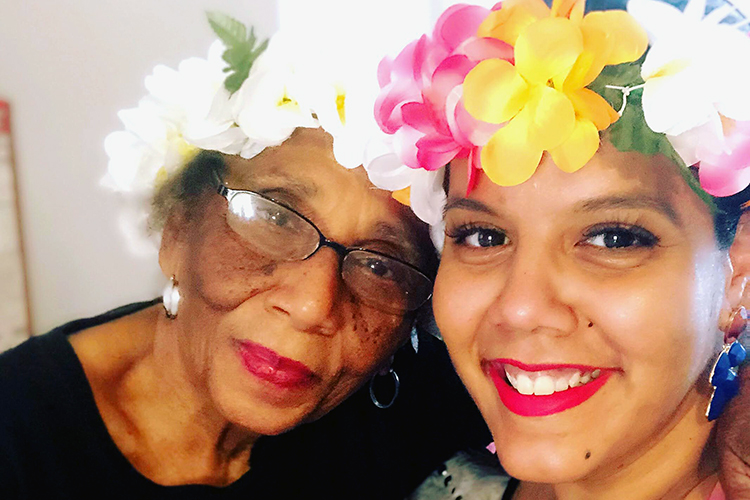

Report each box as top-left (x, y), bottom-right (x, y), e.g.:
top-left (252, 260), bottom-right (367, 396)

top-left (0, 0), bottom-right (448, 336)
top-left (0, 0), bottom-right (279, 334)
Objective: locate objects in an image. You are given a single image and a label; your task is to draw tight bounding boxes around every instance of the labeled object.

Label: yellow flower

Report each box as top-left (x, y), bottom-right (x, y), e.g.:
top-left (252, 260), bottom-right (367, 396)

top-left (464, 0), bottom-right (648, 186)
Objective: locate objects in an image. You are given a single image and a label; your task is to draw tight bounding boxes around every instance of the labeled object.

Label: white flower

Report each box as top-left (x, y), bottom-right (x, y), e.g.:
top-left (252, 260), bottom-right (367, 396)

top-left (103, 41), bottom-right (231, 193)
top-left (364, 134), bottom-right (447, 226)
top-left (232, 63), bottom-right (318, 153)
top-left (628, 0), bottom-right (750, 163)
top-left (103, 97), bottom-right (198, 193)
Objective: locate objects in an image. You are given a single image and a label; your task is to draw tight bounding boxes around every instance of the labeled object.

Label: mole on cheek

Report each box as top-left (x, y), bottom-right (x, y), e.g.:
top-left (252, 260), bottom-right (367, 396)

top-left (261, 263), bottom-right (277, 276)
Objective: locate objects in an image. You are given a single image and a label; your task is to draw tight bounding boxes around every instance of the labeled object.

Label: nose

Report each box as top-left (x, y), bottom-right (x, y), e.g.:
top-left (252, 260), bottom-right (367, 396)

top-left (265, 247), bottom-right (344, 335)
top-left (486, 246), bottom-right (578, 336)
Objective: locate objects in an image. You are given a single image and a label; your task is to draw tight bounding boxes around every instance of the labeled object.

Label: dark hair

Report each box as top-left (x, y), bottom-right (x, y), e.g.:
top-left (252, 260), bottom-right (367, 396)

top-left (713, 185), bottom-right (750, 249)
top-left (149, 150), bottom-right (227, 233)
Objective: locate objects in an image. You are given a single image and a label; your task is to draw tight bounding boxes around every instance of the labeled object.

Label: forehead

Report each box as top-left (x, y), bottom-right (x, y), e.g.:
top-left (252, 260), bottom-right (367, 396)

top-left (449, 141), bottom-right (707, 221)
top-left (222, 128), bottom-right (428, 261)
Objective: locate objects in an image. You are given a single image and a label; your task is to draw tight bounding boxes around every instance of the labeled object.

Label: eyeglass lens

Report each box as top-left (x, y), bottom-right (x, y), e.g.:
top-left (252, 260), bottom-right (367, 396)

top-left (224, 190), bottom-right (432, 312)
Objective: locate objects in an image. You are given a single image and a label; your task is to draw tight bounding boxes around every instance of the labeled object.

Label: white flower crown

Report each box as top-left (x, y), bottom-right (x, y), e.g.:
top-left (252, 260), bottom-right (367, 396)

top-left (102, 13), bottom-right (387, 253)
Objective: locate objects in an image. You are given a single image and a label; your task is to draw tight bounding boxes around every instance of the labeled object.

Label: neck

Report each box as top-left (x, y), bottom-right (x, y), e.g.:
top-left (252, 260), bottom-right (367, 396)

top-left (113, 310), bottom-right (260, 486)
top-left (520, 390), bottom-right (718, 500)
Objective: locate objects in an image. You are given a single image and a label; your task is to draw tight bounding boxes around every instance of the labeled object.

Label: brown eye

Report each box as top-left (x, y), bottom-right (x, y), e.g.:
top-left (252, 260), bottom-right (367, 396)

top-left (448, 226), bottom-right (509, 248)
top-left (583, 225), bottom-right (658, 249)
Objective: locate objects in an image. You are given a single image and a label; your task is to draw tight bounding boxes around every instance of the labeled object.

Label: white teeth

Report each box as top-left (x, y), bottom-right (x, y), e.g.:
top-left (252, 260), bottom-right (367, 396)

top-left (555, 378), bottom-right (569, 392)
top-left (503, 365), bottom-right (603, 395)
top-left (516, 374), bottom-right (534, 395)
top-left (533, 376), bottom-right (555, 395)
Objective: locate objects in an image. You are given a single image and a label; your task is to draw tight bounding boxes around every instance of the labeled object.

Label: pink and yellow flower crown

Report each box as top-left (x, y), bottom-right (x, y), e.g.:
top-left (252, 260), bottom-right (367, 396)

top-left (369, 0), bottom-right (750, 224)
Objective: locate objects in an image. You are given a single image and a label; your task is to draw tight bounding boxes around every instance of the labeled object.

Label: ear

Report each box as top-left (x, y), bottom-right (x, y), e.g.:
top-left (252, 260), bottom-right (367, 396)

top-left (727, 212), bottom-right (750, 311)
top-left (158, 208), bottom-right (189, 279)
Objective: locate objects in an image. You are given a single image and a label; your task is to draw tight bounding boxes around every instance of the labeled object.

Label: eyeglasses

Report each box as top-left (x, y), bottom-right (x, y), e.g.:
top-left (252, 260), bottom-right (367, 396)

top-left (213, 172), bottom-right (433, 313)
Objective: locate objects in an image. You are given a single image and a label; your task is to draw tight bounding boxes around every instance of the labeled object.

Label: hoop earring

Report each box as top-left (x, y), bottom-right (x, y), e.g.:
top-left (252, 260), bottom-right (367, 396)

top-left (369, 368), bottom-right (400, 409)
top-left (162, 275), bottom-right (181, 319)
top-left (707, 307), bottom-right (747, 421)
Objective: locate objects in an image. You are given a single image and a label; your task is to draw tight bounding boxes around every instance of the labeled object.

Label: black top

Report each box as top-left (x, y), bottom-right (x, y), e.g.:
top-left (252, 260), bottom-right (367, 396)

top-left (0, 301), bottom-right (490, 499)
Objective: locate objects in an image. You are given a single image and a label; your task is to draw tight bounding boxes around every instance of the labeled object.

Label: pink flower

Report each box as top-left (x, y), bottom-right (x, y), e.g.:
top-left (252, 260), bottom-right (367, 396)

top-left (373, 3), bottom-right (512, 176)
top-left (698, 119), bottom-right (750, 197)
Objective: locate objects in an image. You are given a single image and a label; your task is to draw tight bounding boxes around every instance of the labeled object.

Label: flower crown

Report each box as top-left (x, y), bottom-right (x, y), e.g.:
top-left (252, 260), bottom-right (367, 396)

top-left (103, 13), bottom-right (382, 252)
top-left (368, 0), bottom-right (750, 225)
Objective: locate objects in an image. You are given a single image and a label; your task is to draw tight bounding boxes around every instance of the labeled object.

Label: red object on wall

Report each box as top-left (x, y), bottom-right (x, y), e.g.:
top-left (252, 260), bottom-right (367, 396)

top-left (0, 101), bottom-right (10, 134)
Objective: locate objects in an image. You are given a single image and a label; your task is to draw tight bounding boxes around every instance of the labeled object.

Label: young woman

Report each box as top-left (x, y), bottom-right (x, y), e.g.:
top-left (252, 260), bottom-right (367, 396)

top-left (369, 0), bottom-right (750, 497)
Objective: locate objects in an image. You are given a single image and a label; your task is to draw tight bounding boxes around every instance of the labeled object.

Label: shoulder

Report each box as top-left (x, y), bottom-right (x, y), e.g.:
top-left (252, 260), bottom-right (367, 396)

top-left (0, 329), bottom-right (77, 403)
top-left (407, 450), bottom-right (513, 500)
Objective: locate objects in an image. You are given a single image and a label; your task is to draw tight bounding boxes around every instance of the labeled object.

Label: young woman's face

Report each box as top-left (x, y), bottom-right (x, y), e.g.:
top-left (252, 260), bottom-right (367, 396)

top-left (162, 128), bottom-right (431, 435)
top-left (434, 142), bottom-right (729, 483)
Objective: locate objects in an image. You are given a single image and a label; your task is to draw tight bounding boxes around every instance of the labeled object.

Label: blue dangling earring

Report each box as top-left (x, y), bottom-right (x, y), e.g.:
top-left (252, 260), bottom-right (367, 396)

top-left (706, 306), bottom-right (747, 421)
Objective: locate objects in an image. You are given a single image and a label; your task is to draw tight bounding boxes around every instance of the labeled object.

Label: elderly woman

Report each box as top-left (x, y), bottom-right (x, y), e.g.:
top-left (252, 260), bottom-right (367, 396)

top-left (368, 0), bottom-right (750, 498)
top-left (0, 16), bottom-right (490, 499)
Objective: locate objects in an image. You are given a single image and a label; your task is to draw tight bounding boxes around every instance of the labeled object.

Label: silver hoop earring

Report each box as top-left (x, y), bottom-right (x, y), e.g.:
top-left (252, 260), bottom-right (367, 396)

top-left (369, 368), bottom-right (400, 409)
top-left (162, 275), bottom-right (181, 319)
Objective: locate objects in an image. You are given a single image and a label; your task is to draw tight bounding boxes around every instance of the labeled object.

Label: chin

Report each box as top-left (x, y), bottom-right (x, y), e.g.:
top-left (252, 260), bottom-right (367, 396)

top-left (491, 426), bottom-right (599, 484)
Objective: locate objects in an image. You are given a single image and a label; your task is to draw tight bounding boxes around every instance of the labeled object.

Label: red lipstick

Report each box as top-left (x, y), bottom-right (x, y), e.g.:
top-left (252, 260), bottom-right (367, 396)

top-left (235, 340), bottom-right (316, 389)
top-left (484, 359), bottom-right (614, 417)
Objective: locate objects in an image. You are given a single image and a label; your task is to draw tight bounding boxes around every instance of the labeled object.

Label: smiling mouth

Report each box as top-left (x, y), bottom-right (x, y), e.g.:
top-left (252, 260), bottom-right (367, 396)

top-left (483, 359), bottom-right (614, 417)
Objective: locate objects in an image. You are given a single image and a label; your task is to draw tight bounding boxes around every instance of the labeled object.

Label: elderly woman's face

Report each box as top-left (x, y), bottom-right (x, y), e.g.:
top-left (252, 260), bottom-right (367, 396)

top-left (434, 142), bottom-right (730, 483)
top-left (162, 128), bottom-right (428, 435)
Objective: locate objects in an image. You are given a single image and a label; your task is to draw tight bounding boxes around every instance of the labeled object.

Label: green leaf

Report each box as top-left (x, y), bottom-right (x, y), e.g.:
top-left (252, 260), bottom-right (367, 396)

top-left (588, 59), bottom-right (717, 213)
top-left (207, 12), bottom-right (247, 48)
top-left (206, 12), bottom-right (269, 94)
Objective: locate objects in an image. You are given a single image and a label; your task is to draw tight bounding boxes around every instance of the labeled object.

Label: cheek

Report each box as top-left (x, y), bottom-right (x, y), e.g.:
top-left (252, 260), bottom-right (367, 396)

top-left (342, 307), bottom-right (408, 375)
top-left (185, 214), bottom-right (280, 311)
top-left (433, 258), bottom-right (494, 354)
top-left (311, 311), bottom-right (409, 419)
top-left (585, 251), bottom-right (725, 386)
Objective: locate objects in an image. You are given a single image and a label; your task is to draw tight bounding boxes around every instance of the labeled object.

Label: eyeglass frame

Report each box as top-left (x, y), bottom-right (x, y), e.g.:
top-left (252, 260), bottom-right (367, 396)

top-left (211, 169), bottom-right (434, 312)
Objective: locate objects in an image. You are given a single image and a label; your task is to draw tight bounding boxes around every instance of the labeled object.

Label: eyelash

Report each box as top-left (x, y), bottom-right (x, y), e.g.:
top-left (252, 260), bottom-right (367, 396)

top-left (580, 223), bottom-right (659, 249)
top-left (445, 222), bottom-right (659, 250)
top-left (445, 224), bottom-right (509, 248)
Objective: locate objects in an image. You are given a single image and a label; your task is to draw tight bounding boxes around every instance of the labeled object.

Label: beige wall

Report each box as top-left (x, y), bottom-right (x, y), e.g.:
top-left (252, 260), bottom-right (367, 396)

top-left (0, 0), bottom-right (448, 337)
top-left (0, 0), bottom-right (278, 334)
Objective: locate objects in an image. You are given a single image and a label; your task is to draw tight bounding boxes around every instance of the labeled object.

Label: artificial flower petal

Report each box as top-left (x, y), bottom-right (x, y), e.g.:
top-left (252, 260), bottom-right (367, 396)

top-left (409, 168), bottom-right (448, 226)
top-left (514, 17), bottom-right (583, 86)
top-left (477, 0), bottom-right (550, 45)
top-left (699, 161), bottom-right (750, 197)
top-left (549, 118), bottom-right (600, 172)
top-left (583, 11), bottom-right (649, 65)
top-left (481, 108), bottom-right (544, 186)
top-left (568, 88), bottom-right (619, 130)
top-left (434, 4), bottom-right (491, 51)
top-left (464, 59), bottom-right (530, 124)
top-left (626, 0), bottom-right (688, 44)
top-left (525, 86), bottom-right (577, 150)
top-left (641, 72), bottom-right (717, 137)
top-left (550, 0), bottom-right (585, 22)
top-left (392, 187), bottom-right (411, 206)
top-left (563, 20), bottom-right (613, 90)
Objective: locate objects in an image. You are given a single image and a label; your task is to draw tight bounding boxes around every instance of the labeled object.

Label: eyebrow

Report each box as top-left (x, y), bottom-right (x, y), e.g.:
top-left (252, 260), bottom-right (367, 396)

top-left (367, 221), bottom-right (421, 265)
top-left (444, 193), bottom-right (682, 226)
top-left (250, 176), bottom-right (318, 204)
top-left (443, 198), bottom-right (497, 217)
top-left (576, 195), bottom-right (681, 225)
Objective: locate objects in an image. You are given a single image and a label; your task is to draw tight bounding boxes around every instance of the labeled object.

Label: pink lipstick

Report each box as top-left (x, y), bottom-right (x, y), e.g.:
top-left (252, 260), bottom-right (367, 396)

top-left (484, 359), bottom-right (615, 417)
top-left (235, 340), bottom-right (316, 389)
